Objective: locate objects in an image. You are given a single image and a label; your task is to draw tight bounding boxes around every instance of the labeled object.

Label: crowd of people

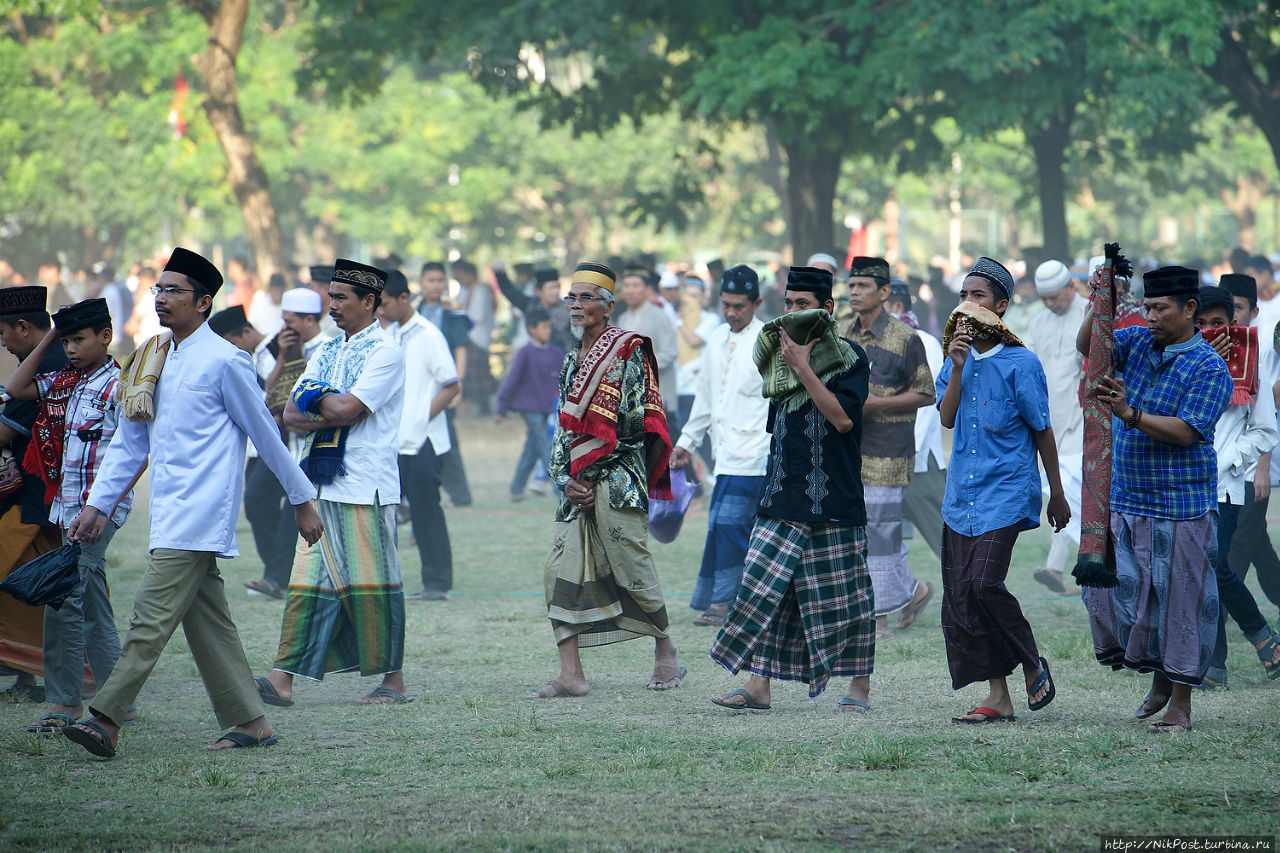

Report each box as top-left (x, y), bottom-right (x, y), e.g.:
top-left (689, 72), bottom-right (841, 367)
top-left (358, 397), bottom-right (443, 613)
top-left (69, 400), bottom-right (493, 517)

top-left (0, 238), bottom-right (1277, 758)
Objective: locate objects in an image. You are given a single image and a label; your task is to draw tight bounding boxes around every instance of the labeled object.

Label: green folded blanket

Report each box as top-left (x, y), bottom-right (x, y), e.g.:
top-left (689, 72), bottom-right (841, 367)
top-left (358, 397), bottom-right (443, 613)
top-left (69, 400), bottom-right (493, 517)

top-left (753, 309), bottom-right (859, 413)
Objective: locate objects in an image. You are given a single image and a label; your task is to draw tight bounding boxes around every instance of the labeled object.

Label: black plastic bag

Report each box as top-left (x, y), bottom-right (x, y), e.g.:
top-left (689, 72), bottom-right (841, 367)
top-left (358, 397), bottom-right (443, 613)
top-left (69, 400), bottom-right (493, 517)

top-left (0, 543), bottom-right (81, 610)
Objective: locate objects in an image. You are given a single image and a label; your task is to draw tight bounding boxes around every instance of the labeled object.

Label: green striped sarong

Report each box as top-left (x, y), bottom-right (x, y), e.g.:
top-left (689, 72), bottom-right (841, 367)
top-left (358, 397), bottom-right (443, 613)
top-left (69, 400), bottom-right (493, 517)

top-left (544, 482), bottom-right (671, 647)
top-left (273, 500), bottom-right (405, 679)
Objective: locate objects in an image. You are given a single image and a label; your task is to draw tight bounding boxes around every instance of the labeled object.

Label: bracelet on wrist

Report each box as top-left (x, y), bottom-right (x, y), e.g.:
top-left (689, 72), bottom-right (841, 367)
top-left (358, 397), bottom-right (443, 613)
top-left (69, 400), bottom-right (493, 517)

top-left (1125, 406), bottom-right (1142, 430)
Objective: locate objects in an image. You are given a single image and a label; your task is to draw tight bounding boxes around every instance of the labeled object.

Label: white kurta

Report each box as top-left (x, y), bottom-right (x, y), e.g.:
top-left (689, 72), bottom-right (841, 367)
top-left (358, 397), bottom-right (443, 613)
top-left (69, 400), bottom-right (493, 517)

top-left (1026, 293), bottom-right (1088, 456)
top-left (87, 322), bottom-right (316, 558)
top-left (675, 317), bottom-right (769, 477)
top-left (294, 321), bottom-right (405, 506)
top-left (390, 313), bottom-right (458, 456)
top-left (1215, 395), bottom-right (1279, 505)
top-left (1249, 299), bottom-right (1280, 486)
top-left (913, 329), bottom-right (947, 474)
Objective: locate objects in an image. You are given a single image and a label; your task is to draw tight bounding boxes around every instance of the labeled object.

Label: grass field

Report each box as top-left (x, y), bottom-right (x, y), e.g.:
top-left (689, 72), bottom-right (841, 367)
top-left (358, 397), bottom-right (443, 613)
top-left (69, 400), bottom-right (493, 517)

top-left (2, 418), bottom-right (1279, 851)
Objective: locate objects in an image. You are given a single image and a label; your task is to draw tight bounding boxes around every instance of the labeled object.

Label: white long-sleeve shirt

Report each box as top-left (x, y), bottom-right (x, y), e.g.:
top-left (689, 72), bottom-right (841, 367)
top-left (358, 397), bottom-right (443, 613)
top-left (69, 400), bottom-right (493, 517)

top-left (675, 318), bottom-right (769, 477)
top-left (87, 322), bottom-right (316, 558)
top-left (913, 329), bottom-right (947, 473)
top-left (1026, 293), bottom-right (1088, 456)
top-left (617, 301), bottom-right (680, 412)
top-left (1215, 392), bottom-right (1279, 505)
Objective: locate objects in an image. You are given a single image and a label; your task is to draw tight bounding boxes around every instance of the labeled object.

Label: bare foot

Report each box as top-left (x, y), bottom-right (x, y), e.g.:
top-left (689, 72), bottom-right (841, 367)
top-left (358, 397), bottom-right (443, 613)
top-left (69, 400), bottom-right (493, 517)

top-left (530, 676), bottom-right (590, 699)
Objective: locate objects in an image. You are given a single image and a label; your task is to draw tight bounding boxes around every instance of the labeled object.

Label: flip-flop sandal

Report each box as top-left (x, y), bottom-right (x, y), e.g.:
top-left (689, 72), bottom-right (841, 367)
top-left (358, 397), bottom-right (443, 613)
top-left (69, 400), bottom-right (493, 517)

top-left (895, 582), bottom-right (935, 631)
top-left (244, 579), bottom-right (285, 600)
top-left (209, 731), bottom-right (279, 749)
top-left (529, 679), bottom-right (588, 699)
top-left (1135, 692), bottom-right (1170, 720)
top-left (1147, 718), bottom-right (1192, 733)
top-left (63, 719), bottom-right (116, 758)
top-left (1256, 630), bottom-right (1280, 680)
top-left (355, 687), bottom-right (415, 705)
top-left (2, 683), bottom-right (45, 703)
top-left (255, 676), bottom-right (294, 708)
top-left (711, 688), bottom-right (770, 711)
top-left (1027, 657), bottom-right (1056, 711)
top-left (693, 608), bottom-right (728, 627)
top-left (835, 696), bottom-right (870, 712)
top-left (26, 712), bottom-right (77, 733)
top-left (951, 705), bottom-right (1015, 724)
top-left (646, 665), bottom-right (687, 691)
top-left (1033, 569), bottom-right (1068, 594)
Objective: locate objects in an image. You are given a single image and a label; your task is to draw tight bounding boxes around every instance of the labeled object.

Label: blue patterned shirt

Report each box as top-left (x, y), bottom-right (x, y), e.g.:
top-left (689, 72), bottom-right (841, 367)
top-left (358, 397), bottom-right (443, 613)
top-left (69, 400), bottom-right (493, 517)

top-left (1110, 327), bottom-right (1232, 520)
top-left (937, 344), bottom-right (1051, 537)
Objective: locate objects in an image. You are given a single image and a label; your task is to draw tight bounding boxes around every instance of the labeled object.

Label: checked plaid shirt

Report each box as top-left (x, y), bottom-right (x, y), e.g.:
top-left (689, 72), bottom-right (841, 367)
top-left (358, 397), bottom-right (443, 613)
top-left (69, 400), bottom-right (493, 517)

top-left (1110, 326), bottom-right (1232, 520)
top-left (35, 358), bottom-right (132, 528)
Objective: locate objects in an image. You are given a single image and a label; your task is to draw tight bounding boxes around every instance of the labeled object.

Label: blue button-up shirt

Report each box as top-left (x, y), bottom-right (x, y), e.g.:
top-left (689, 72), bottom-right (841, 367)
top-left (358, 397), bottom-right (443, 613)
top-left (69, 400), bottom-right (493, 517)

top-left (1110, 326), bottom-right (1232, 520)
top-left (936, 344), bottom-right (1052, 536)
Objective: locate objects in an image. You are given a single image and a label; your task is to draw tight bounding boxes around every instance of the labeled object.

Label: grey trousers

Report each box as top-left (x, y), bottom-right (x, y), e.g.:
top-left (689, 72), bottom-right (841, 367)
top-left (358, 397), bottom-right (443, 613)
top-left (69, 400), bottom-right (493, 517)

top-left (90, 549), bottom-right (264, 729)
top-left (43, 524), bottom-right (123, 707)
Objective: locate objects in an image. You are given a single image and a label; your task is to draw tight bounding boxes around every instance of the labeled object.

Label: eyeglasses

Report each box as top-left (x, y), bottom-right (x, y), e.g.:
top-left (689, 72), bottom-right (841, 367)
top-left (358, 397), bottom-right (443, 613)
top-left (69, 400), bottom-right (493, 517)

top-left (150, 285), bottom-right (196, 297)
top-left (562, 294), bottom-right (605, 305)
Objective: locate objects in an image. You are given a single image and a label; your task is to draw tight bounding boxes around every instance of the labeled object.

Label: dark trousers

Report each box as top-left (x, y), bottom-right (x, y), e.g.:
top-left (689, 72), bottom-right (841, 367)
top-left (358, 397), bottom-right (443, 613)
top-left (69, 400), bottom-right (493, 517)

top-left (1228, 484), bottom-right (1280, 611)
top-left (438, 409), bottom-right (472, 507)
top-left (1212, 501), bottom-right (1273, 670)
top-left (902, 457), bottom-right (947, 559)
top-left (243, 457), bottom-right (298, 589)
top-left (399, 442), bottom-right (453, 593)
top-left (510, 411), bottom-right (552, 496)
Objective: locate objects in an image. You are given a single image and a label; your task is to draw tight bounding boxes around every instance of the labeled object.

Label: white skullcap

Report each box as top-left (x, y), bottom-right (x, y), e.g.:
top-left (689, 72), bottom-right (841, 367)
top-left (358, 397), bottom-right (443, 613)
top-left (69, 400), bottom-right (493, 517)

top-left (805, 252), bottom-right (839, 273)
top-left (1034, 260), bottom-right (1071, 295)
top-left (281, 287), bottom-right (322, 314)
top-left (659, 271), bottom-right (681, 289)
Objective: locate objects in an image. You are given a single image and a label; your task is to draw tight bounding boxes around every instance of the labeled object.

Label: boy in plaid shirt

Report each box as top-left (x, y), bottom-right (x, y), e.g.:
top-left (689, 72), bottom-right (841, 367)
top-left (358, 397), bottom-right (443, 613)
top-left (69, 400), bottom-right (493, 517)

top-left (5, 298), bottom-right (134, 733)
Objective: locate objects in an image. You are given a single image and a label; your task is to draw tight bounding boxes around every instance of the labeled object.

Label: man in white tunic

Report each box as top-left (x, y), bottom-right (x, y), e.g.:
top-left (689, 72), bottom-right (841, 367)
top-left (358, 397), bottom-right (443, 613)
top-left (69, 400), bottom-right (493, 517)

top-left (1026, 260), bottom-right (1088, 594)
top-left (62, 248), bottom-right (322, 758)
top-left (257, 259), bottom-right (410, 706)
top-left (616, 266), bottom-right (680, 420)
top-left (672, 265), bottom-right (771, 625)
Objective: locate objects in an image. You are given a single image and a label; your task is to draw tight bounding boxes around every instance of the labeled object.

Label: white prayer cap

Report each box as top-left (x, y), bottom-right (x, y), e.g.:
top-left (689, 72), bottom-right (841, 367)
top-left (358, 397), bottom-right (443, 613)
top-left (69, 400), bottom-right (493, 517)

top-left (281, 287), bottom-right (322, 314)
top-left (805, 252), bottom-right (839, 273)
top-left (659, 271), bottom-right (681, 290)
top-left (1034, 260), bottom-right (1071, 295)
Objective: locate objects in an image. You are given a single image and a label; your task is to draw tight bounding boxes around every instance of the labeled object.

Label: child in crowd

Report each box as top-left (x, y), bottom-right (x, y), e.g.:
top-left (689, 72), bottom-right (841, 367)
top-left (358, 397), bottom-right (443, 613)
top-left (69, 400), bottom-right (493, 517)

top-left (495, 308), bottom-right (564, 502)
top-left (5, 298), bottom-right (135, 733)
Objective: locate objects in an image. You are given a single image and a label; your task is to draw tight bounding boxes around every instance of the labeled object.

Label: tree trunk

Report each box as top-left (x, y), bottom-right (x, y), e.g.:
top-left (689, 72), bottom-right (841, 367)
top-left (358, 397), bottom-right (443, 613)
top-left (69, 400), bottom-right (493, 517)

top-left (1207, 24), bottom-right (1280, 175)
top-left (1027, 111), bottom-right (1073, 261)
top-left (191, 0), bottom-right (287, 283)
top-left (781, 134), bottom-right (844, 264)
top-left (1221, 174), bottom-right (1262, 251)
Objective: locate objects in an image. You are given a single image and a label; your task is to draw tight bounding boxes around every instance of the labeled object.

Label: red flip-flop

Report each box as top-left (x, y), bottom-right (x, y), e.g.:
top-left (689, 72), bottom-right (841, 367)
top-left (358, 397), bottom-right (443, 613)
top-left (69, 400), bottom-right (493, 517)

top-left (951, 705), bottom-right (1015, 724)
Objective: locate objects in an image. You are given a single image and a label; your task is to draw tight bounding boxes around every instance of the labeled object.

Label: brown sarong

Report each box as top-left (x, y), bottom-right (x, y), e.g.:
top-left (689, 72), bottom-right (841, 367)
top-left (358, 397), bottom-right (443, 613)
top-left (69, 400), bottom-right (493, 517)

top-left (940, 522), bottom-right (1040, 690)
top-left (544, 482), bottom-right (670, 647)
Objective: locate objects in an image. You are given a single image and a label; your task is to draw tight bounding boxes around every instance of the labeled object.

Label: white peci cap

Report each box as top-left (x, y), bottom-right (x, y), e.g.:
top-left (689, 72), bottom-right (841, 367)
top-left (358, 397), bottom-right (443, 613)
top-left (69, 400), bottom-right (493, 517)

top-left (1034, 260), bottom-right (1072, 295)
top-left (281, 287), bottom-right (322, 314)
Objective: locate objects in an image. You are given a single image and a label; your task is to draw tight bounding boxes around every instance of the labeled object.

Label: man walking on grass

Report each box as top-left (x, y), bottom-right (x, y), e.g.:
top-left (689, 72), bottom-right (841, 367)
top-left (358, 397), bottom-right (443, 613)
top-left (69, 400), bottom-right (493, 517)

top-left (63, 248), bottom-right (323, 758)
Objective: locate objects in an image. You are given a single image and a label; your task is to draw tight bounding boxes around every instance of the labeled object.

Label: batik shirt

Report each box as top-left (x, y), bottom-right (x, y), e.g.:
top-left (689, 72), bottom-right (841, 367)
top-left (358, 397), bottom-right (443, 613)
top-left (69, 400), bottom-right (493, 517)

top-left (1110, 327), bottom-right (1232, 520)
top-left (756, 342), bottom-right (870, 526)
top-left (550, 344), bottom-right (651, 522)
top-left (847, 309), bottom-right (933, 487)
top-left (34, 359), bottom-right (132, 528)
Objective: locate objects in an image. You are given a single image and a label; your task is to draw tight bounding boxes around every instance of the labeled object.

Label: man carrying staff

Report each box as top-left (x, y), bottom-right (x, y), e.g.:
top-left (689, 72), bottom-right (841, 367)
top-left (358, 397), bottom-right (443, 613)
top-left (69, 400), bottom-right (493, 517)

top-left (257, 259), bottom-right (412, 706)
top-left (62, 248), bottom-right (324, 758)
top-left (673, 265), bottom-right (770, 627)
top-left (1077, 265), bottom-right (1232, 732)
top-left (532, 262), bottom-right (684, 698)
top-left (937, 258), bottom-right (1067, 724)
top-left (845, 257), bottom-right (935, 638)
top-left (710, 266), bottom-right (875, 711)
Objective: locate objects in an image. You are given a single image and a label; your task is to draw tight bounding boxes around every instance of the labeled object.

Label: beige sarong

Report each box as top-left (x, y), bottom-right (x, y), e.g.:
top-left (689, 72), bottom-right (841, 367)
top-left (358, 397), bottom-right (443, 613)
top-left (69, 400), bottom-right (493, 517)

top-left (544, 482), bottom-right (670, 647)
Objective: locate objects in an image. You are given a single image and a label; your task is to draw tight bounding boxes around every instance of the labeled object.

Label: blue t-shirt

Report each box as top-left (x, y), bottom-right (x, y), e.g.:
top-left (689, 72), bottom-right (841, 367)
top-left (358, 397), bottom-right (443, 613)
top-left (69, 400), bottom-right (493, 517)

top-left (1110, 327), bottom-right (1232, 520)
top-left (936, 344), bottom-right (1052, 536)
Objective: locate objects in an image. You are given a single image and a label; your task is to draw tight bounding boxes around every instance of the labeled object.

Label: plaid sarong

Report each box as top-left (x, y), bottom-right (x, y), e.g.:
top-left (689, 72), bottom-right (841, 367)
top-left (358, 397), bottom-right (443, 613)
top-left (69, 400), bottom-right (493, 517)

top-left (273, 500), bottom-right (404, 680)
top-left (710, 518), bottom-right (874, 697)
top-left (544, 483), bottom-right (670, 647)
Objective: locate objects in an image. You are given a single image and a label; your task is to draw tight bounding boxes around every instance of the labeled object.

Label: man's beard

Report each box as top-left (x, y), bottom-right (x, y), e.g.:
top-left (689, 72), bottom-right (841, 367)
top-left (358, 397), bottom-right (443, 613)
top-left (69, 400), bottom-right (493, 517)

top-left (570, 324), bottom-right (585, 341)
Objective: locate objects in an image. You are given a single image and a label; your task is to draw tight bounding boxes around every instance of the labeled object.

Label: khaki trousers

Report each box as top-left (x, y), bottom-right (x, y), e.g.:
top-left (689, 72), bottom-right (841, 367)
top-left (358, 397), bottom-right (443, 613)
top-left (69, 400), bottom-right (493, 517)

top-left (90, 549), bottom-right (264, 729)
